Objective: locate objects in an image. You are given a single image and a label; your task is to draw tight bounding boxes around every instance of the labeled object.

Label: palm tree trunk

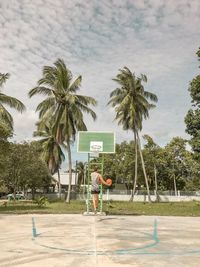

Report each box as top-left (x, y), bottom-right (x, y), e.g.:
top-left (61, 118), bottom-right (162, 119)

top-left (136, 132), bottom-right (151, 202)
top-left (66, 142), bottom-right (72, 203)
top-left (173, 174), bottom-right (177, 196)
top-left (130, 131), bottom-right (138, 201)
top-left (57, 168), bottom-right (61, 199)
top-left (154, 164), bottom-right (160, 202)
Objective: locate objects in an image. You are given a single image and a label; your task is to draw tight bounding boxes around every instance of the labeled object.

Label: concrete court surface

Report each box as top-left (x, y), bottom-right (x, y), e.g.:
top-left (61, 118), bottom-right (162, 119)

top-left (0, 214), bottom-right (200, 267)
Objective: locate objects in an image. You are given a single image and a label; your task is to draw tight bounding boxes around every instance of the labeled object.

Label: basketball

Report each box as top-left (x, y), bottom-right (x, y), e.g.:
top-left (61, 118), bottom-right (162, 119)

top-left (106, 178), bottom-right (112, 186)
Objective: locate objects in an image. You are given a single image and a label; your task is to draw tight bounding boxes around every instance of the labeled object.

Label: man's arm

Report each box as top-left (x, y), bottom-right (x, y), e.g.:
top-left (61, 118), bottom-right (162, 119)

top-left (98, 175), bottom-right (110, 186)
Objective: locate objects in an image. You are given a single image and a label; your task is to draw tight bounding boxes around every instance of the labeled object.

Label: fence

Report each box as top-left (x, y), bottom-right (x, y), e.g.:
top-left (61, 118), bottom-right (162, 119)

top-left (37, 190), bottom-right (200, 202)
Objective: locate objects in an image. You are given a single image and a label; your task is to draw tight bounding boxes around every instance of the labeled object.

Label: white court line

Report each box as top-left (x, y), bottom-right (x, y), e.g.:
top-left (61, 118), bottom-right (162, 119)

top-left (93, 216), bottom-right (98, 267)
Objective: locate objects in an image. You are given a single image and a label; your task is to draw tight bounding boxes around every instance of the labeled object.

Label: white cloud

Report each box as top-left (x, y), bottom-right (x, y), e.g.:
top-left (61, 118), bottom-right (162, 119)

top-left (0, 0), bottom-right (199, 160)
top-left (12, 109), bottom-right (38, 141)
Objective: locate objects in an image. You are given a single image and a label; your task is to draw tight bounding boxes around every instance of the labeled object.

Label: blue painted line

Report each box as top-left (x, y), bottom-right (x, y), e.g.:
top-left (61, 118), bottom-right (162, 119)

top-left (107, 219), bottom-right (159, 254)
top-left (32, 218), bottom-right (160, 255)
top-left (31, 218), bottom-right (200, 256)
top-left (32, 217), bottom-right (37, 238)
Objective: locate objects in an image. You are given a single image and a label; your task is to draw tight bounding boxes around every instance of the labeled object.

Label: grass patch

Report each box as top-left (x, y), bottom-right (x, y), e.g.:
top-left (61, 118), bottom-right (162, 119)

top-left (0, 200), bottom-right (85, 214)
top-left (105, 201), bottom-right (200, 216)
top-left (0, 200), bottom-right (200, 216)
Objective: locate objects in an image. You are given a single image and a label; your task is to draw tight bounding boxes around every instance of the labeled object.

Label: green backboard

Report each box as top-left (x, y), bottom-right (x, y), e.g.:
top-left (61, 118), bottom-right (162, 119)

top-left (77, 131), bottom-right (115, 153)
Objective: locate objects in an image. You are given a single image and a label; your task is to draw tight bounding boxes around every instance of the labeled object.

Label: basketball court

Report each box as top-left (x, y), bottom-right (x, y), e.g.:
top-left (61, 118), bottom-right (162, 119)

top-left (0, 214), bottom-right (200, 267)
top-left (1, 133), bottom-right (199, 266)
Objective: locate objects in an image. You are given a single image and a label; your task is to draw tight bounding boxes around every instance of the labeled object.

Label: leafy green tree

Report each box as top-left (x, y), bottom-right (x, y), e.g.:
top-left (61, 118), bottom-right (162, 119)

top-left (102, 142), bottom-right (135, 189)
top-left (0, 120), bottom-right (13, 189)
top-left (162, 137), bottom-right (190, 193)
top-left (142, 135), bottom-right (162, 201)
top-left (102, 136), bottom-right (200, 193)
top-left (0, 121), bottom-right (13, 140)
top-left (185, 47), bottom-right (200, 158)
top-left (24, 158), bottom-right (51, 200)
top-left (0, 122), bottom-right (12, 189)
top-left (108, 67), bottom-right (158, 201)
top-left (183, 152), bottom-right (200, 191)
top-left (185, 109), bottom-right (200, 156)
top-left (29, 59), bottom-right (97, 202)
top-left (1, 142), bottom-right (51, 198)
top-left (0, 143), bottom-right (21, 195)
top-left (0, 73), bottom-right (26, 130)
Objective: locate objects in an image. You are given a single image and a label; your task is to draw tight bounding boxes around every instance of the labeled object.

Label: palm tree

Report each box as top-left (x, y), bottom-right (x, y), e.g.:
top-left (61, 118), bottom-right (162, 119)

top-left (33, 119), bottom-right (65, 199)
top-left (143, 134), bottom-right (161, 202)
top-left (29, 59), bottom-right (97, 202)
top-left (76, 161), bottom-right (85, 186)
top-left (108, 67), bottom-right (158, 202)
top-left (0, 73), bottom-right (26, 130)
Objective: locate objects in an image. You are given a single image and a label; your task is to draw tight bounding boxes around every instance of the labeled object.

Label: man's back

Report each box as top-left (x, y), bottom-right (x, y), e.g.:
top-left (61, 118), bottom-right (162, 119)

top-left (91, 171), bottom-right (100, 191)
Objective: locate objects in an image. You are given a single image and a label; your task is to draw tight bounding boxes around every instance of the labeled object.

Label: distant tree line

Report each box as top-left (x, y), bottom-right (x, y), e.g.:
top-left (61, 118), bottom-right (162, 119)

top-left (96, 135), bottom-right (200, 194)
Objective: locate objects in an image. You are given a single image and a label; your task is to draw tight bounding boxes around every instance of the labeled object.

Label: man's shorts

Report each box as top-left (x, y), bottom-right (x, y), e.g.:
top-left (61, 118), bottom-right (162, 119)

top-left (91, 190), bottom-right (100, 194)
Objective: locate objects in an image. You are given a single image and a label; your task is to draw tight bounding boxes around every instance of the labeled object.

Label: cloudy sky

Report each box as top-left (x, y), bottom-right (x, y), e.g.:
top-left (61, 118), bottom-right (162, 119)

top-left (0, 0), bottom-right (200, 163)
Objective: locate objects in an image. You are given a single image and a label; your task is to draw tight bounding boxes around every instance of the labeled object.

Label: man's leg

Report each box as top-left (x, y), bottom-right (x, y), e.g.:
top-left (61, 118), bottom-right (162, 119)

top-left (93, 194), bottom-right (98, 212)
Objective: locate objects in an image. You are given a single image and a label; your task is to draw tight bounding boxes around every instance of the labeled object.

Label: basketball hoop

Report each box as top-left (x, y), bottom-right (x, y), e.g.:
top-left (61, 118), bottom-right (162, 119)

top-left (77, 131), bottom-right (115, 154)
top-left (90, 141), bottom-right (103, 152)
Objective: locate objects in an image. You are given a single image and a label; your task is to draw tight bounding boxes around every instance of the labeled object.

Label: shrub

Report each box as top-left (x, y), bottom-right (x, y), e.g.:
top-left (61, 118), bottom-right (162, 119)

top-left (34, 196), bottom-right (49, 207)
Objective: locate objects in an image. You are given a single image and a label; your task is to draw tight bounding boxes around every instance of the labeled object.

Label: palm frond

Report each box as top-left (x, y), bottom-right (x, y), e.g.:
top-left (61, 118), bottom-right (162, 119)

top-left (28, 86), bottom-right (52, 98)
top-left (73, 102), bottom-right (97, 120)
top-left (38, 77), bottom-right (55, 88)
top-left (54, 58), bottom-right (72, 90)
top-left (69, 76), bottom-right (82, 93)
top-left (0, 73), bottom-right (10, 87)
top-left (0, 103), bottom-right (13, 129)
top-left (36, 97), bottom-right (56, 117)
top-left (75, 94), bottom-right (97, 106)
top-left (144, 91), bottom-right (158, 102)
top-left (109, 88), bottom-right (123, 98)
top-left (33, 130), bottom-right (49, 138)
top-left (140, 74), bottom-right (148, 83)
top-left (0, 93), bottom-right (26, 112)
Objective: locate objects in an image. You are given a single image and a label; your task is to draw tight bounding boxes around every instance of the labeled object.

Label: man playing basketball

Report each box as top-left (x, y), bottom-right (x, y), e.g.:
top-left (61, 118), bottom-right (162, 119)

top-left (91, 166), bottom-right (111, 213)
